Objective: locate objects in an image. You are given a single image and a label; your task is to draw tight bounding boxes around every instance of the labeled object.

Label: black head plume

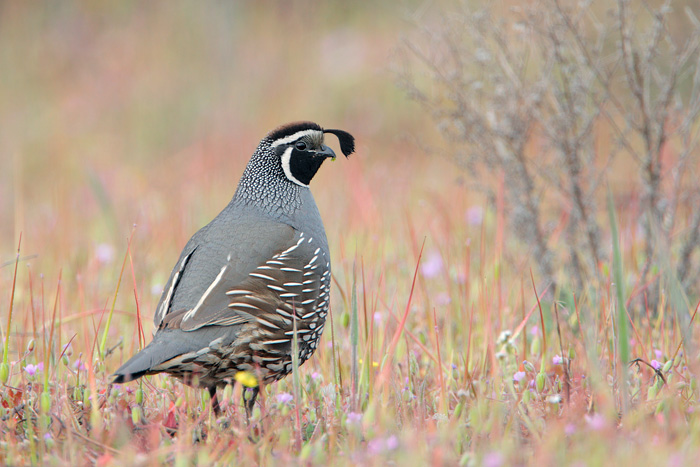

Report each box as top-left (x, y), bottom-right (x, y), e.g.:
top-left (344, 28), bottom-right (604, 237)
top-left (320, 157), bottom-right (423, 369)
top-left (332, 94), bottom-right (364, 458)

top-left (323, 129), bottom-right (355, 157)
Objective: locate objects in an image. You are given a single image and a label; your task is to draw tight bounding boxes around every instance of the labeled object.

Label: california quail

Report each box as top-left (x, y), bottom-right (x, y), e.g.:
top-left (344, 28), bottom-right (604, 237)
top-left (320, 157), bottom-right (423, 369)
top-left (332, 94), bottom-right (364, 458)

top-left (113, 121), bottom-right (354, 416)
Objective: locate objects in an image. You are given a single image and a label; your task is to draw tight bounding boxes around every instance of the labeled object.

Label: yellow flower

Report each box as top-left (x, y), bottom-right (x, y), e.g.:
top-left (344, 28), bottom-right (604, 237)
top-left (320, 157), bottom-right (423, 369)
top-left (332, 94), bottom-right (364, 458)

top-left (358, 359), bottom-right (379, 368)
top-left (234, 371), bottom-right (258, 388)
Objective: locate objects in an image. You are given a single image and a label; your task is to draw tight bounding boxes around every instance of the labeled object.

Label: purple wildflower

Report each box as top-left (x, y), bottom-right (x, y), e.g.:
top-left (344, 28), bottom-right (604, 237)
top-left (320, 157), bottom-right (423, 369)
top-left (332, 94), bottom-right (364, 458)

top-left (483, 451), bottom-right (504, 467)
top-left (367, 439), bottom-right (384, 455)
top-left (368, 435), bottom-right (400, 454)
top-left (466, 206), bottom-right (484, 226)
top-left (552, 355), bottom-right (564, 365)
top-left (435, 292), bottom-right (451, 306)
top-left (513, 371), bottom-right (526, 383)
top-left (346, 412), bottom-right (363, 425)
top-left (420, 251), bottom-right (444, 278)
top-left (651, 360), bottom-right (662, 370)
top-left (95, 243), bottom-right (115, 264)
top-left (457, 271), bottom-right (468, 284)
top-left (585, 413), bottom-right (606, 431)
top-left (276, 392), bottom-right (293, 404)
top-left (74, 359), bottom-right (87, 371)
top-left (24, 362), bottom-right (44, 377)
top-left (667, 454), bottom-right (685, 467)
top-left (62, 343), bottom-right (73, 357)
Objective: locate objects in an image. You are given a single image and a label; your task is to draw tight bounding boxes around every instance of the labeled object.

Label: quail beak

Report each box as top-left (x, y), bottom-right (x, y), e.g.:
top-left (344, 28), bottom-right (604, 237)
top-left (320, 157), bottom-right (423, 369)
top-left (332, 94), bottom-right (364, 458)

top-left (316, 144), bottom-right (337, 161)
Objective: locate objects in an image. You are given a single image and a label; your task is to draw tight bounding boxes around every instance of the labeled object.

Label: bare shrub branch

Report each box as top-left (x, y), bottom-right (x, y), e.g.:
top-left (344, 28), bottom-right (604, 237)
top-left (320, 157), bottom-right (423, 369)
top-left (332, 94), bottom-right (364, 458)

top-left (397, 0), bottom-right (700, 303)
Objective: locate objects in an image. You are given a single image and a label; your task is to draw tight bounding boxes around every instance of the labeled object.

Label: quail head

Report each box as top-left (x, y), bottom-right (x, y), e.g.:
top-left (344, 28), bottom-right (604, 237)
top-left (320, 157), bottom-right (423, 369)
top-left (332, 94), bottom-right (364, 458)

top-left (112, 121), bottom-right (355, 416)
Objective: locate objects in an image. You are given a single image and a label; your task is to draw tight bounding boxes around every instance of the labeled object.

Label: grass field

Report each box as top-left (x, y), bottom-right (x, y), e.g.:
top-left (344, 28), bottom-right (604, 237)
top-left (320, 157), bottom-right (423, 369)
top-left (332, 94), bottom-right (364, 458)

top-left (1, 1), bottom-right (700, 465)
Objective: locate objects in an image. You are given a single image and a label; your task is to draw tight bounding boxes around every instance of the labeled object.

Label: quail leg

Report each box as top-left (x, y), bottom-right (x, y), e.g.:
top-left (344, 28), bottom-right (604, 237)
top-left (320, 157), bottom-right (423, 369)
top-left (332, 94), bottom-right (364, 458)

top-left (243, 386), bottom-right (260, 422)
top-left (209, 386), bottom-right (221, 416)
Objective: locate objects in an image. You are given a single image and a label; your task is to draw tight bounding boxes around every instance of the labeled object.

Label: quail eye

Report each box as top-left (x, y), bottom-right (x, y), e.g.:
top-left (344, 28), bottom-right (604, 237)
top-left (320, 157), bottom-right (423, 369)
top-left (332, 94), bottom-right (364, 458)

top-left (295, 141), bottom-right (307, 151)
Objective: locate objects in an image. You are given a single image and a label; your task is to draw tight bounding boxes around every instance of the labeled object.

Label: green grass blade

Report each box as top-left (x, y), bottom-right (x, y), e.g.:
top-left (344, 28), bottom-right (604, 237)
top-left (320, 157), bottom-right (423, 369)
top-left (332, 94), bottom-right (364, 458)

top-left (350, 261), bottom-right (359, 409)
top-left (607, 188), bottom-right (629, 412)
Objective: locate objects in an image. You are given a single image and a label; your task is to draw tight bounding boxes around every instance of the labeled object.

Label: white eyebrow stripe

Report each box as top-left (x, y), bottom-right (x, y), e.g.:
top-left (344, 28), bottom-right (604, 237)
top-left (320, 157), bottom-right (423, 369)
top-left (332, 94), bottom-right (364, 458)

top-left (270, 129), bottom-right (321, 148)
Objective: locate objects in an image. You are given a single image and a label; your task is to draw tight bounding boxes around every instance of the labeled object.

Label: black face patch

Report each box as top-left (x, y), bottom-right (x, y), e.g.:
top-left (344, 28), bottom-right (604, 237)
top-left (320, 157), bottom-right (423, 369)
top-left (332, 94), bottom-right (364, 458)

top-left (289, 148), bottom-right (326, 185)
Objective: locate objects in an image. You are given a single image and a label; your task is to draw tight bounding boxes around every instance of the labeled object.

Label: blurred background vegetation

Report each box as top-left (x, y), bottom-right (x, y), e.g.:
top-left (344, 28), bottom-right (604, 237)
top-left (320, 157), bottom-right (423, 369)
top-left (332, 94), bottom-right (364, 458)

top-left (2, 0), bottom-right (700, 464)
top-left (0, 0), bottom-right (439, 313)
top-left (3, 0), bottom-right (699, 299)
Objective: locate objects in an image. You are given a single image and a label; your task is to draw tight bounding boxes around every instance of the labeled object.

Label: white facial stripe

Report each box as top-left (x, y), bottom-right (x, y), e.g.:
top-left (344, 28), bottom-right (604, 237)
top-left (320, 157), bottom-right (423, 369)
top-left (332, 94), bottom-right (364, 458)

top-left (270, 129), bottom-right (321, 148)
top-left (281, 146), bottom-right (308, 187)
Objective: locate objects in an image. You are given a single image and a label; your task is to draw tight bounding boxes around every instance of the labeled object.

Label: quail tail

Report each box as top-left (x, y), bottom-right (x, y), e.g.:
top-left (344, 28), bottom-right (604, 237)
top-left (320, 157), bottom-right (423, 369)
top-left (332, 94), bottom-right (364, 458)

top-left (112, 344), bottom-right (161, 383)
top-left (112, 329), bottom-right (190, 383)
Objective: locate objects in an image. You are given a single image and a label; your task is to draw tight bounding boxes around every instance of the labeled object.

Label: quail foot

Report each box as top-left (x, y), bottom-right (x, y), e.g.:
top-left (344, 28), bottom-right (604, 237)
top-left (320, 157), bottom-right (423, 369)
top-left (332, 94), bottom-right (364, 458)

top-left (113, 121), bottom-right (354, 418)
